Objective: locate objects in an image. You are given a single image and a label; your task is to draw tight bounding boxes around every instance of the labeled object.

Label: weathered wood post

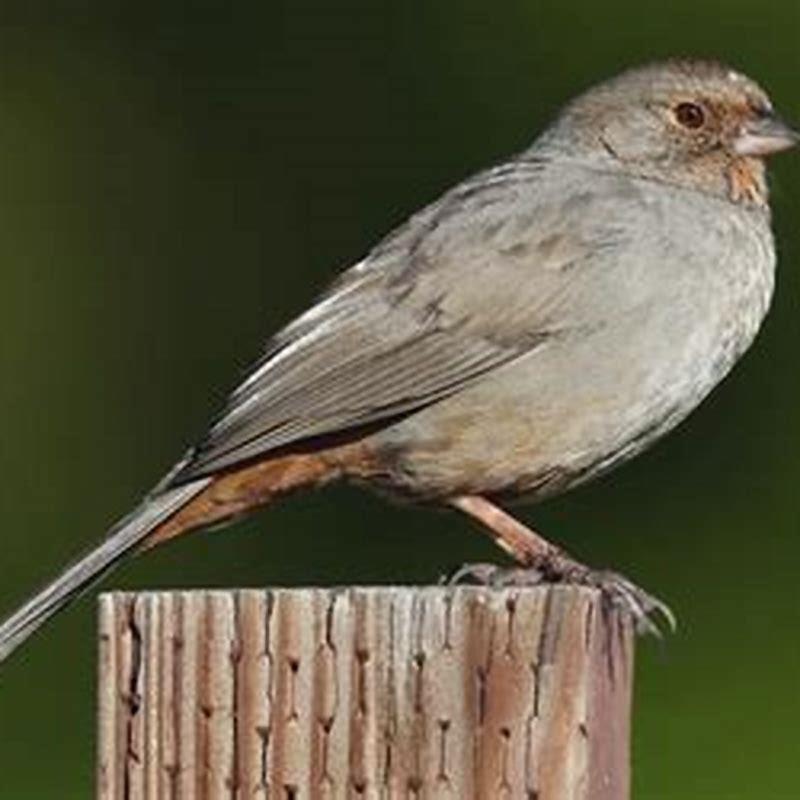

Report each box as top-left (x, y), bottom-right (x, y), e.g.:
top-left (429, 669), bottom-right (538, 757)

top-left (97, 586), bottom-right (633, 799)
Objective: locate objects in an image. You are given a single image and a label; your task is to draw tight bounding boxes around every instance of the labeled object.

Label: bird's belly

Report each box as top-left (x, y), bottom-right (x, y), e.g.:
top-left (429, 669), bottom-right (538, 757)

top-left (368, 221), bottom-right (775, 501)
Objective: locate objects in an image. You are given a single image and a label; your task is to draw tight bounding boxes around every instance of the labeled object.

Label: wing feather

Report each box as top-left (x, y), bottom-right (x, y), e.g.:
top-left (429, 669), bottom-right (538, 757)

top-left (183, 296), bottom-right (521, 477)
top-left (169, 156), bottom-right (620, 483)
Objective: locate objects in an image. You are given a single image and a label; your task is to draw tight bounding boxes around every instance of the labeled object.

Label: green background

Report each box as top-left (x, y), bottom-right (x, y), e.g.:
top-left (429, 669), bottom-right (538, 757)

top-left (0, 6), bottom-right (798, 798)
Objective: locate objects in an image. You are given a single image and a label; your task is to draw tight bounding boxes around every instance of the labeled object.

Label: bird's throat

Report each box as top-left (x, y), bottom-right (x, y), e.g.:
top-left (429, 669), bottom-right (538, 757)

top-left (726, 156), bottom-right (768, 207)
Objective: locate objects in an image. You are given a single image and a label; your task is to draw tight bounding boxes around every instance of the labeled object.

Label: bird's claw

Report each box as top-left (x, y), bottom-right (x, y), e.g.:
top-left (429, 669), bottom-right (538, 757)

top-left (444, 560), bottom-right (676, 637)
top-left (583, 569), bottom-right (677, 637)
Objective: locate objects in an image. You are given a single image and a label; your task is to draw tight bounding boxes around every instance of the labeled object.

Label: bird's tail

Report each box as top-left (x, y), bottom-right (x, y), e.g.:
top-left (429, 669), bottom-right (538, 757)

top-left (0, 446), bottom-right (359, 665)
top-left (0, 480), bottom-right (209, 665)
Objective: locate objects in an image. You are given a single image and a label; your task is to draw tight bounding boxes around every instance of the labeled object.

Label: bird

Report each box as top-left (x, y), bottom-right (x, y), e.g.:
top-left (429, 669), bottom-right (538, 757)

top-left (1, 59), bottom-right (796, 662)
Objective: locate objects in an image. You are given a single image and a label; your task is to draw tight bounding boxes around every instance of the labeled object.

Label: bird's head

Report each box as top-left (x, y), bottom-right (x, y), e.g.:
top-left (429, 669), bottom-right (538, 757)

top-left (543, 60), bottom-right (798, 206)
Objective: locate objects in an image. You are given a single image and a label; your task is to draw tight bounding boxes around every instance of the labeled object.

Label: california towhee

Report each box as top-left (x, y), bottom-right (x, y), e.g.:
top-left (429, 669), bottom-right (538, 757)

top-left (1, 59), bottom-right (796, 661)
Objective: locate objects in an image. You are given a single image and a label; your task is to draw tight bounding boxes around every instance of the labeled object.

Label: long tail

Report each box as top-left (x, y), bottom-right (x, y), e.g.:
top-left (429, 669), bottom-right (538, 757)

top-left (0, 446), bottom-right (354, 665)
top-left (0, 480), bottom-right (209, 664)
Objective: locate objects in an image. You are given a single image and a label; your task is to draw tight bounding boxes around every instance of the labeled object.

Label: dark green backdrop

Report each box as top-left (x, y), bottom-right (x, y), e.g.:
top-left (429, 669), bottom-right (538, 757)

top-left (0, 6), bottom-right (798, 798)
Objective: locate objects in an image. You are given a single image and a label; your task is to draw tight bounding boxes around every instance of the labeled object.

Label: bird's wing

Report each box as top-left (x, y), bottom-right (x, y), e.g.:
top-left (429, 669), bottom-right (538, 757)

top-left (173, 159), bottom-right (636, 481)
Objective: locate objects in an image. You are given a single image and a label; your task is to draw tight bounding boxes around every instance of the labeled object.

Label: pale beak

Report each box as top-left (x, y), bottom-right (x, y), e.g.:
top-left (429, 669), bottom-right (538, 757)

top-left (733, 113), bottom-right (800, 157)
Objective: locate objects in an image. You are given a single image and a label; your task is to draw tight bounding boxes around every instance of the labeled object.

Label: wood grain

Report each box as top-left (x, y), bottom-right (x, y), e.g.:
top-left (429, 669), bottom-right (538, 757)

top-left (97, 586), bottom-right (633, 799)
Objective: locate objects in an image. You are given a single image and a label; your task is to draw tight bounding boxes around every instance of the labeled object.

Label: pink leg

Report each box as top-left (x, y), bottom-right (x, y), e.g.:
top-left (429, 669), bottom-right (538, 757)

top-left (449, 495), bottom-right (564, 566)
top-left (448, 494), bottom-right (676, 635)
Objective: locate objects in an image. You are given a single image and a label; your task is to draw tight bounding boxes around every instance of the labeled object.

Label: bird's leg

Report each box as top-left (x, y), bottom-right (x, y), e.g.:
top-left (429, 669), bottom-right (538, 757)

top-left (448, 494), bottom-right (675, 635)
top-left (448, 495), bottom-right (564, 565)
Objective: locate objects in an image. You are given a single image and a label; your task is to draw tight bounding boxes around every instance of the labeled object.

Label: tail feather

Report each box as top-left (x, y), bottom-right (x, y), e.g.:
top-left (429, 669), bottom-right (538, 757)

top-left (0, 446), bottom-right (358, 666)
top-left (0, 480), bottom-right (209, 664)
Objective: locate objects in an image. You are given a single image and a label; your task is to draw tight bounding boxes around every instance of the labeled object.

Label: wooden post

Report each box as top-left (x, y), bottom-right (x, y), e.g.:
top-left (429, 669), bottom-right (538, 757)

top-left (97, 586), bottom-right (633, 799)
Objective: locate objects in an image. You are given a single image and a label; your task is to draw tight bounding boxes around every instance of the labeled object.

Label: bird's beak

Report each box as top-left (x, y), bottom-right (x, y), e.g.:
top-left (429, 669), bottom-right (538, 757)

top-left (733, 113), bottom-right (800, 157)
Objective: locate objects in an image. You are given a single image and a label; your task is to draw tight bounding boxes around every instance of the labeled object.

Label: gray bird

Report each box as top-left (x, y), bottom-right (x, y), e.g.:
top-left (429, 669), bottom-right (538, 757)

top-left (1, 59), bottom-right (796, 661)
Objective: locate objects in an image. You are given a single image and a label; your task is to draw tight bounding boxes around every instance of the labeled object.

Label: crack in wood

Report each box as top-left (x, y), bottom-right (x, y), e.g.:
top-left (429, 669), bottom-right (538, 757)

top-left (584, 597), bottom-right (595, 652)
top-left (442, 591), bottom-right (454, 652)
top-left (164, 595), bottom-right (184, 798)
top-left (499, 726), bottom-right (513, 794)
top-left (256, 590), bottom-right (276, 794)
top-left (228, 593), bottom-right (242, 797)
top-left (314, 590), bottom-right (340, 793)
top-left (122, 596), bottom-right (143, 800)
top-left (381, 594), bottom-right (397, 792)
top-left (437, 718), bottom-right (451, 785)
top-left (286, 656), bottom-right (300, 722)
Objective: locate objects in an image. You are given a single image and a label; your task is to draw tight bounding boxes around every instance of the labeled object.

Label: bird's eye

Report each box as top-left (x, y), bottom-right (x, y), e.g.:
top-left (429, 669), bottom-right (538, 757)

top-left (674, 102), bottom-right (706, 129)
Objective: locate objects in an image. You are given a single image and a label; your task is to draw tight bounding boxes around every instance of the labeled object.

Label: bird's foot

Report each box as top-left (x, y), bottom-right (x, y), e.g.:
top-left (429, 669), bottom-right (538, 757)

top-left (444, 559), bottom-right (676, 637)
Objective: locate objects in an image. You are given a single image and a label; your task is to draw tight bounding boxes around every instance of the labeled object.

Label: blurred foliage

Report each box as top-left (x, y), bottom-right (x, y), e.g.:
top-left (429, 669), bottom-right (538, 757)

top-left (0, 5), bottom-right (798, 797)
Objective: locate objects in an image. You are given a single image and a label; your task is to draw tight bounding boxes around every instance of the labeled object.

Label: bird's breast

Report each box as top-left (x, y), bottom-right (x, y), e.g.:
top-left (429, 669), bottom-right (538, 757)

top-left (365, 188), bottom-right (777, 502)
